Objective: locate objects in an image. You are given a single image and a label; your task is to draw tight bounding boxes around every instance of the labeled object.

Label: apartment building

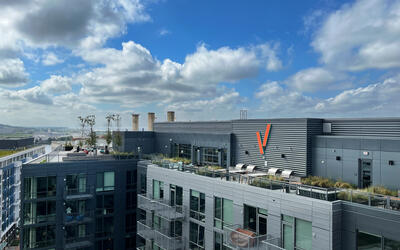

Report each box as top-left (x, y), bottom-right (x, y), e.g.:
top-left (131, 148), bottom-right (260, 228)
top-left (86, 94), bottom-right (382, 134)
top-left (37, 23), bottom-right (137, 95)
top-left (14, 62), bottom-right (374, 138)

top-left (20, 158), bottom-right (137, 250)
top-left (0, 145), bottom-right (47, 244)
top-left (125, 116), bottom-right (400, 250)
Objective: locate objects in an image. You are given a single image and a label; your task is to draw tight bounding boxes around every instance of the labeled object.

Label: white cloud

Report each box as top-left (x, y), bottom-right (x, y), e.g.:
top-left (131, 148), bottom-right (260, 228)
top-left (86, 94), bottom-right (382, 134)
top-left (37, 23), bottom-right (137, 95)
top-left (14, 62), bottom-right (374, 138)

top-left (255, 76), bottom-right (400, 117)
top-left (312, 0), bottom-right (400, 71)
top-left (257, 43), bottom-right (282, 71)
top-left (77, 41), bottom-right (270, 109)
top-left (1, 86), bottom-right (53, 105)
top-left (159, 29), bottom-right (170, 36)
top-left (42, 52), bottom-right (64, 66)
top-left (285, 67), bottom-right (336, 92)
top-left (0, 58), bottom-right (29, 87)
top-left (41, 75), bottom-right (72, 94)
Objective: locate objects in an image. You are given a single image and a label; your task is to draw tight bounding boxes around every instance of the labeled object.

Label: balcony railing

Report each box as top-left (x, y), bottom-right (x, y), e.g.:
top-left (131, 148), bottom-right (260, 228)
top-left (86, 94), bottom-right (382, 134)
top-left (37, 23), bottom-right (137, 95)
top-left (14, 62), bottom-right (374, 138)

top-left (64, 211), bottom-right (94, 225)
top-left (260, 236), bottom-right (285, 250)
top-left (223, 224), bottom-right (268, 250)
top-left (138, 194), bottom-right (185, 220)
top-left (64, 186), bottom-right (94, 199)
top-left (23, 214), bottom-right (56, 225)
top-left (65, 234), bottom-right (93, 249)
top-left (137, 219), bottom-right (184, 250)
top-left (22, 239), bottom-right (55, 250)
top-left (137, 219), bottom-right (155, 240)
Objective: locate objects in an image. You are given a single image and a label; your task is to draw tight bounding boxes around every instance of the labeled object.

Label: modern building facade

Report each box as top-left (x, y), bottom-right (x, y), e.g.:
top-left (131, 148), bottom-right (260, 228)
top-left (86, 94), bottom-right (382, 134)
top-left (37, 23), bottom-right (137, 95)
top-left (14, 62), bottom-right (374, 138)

top-left (120, 116), bottom-right (400, 250)
top-left (20, 158), bottom-right (137, 250)
top-left (0, 145), bottom-right (47, 244)
top-left (0, 137), bottom-right (35, 150)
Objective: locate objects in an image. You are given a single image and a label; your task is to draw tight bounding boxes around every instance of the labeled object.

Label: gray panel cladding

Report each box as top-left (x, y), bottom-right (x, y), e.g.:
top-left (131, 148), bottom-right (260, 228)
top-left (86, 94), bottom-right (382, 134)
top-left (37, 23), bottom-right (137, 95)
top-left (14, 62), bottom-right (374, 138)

top-left (232, 119), bottom-right (316, 176)
top-left (153, 121), bottom-right (232, 134)
top-left (324, 118), bottom-right (400, 137)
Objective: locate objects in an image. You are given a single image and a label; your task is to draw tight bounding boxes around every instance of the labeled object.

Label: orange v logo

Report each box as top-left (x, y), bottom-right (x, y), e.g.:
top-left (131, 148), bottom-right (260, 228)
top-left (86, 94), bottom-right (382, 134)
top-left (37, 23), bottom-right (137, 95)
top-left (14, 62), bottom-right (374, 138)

top-left (256, 124), bottom-right (271, 155)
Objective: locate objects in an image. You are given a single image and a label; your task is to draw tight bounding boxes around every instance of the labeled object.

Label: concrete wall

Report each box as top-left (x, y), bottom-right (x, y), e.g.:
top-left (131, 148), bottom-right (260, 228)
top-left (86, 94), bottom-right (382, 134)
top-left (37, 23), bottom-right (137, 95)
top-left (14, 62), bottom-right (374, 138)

top-left (145, 163), bottom-right (336, 250)
top-left (312, 136), bottom-right (400, 190)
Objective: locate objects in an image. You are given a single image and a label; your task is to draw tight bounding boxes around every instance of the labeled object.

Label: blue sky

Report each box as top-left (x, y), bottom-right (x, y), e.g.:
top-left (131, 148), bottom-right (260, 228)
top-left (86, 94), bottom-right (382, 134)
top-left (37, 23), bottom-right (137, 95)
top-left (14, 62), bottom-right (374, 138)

top-left (0, 0), bottom-right (399, 129)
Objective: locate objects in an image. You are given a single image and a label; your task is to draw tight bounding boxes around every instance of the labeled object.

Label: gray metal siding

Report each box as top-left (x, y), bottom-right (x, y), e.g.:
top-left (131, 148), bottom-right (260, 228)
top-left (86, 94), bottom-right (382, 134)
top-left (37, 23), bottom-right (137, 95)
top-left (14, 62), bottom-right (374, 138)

top-left (232, 119), bottom-right (311, 176)
top-left (154, 121), bottom-right (232, 134)
top-left (324, 118), bottom-right (400, 137)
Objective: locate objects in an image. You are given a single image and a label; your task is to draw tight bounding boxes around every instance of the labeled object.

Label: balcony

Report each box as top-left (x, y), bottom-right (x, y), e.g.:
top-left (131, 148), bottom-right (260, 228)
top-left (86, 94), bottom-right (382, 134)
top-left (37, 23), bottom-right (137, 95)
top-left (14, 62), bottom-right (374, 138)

top-left (64, 211), bottom-right (94, 225)
top-left (137, 220), bottom-right (184, 250)
top-left (65, 235), bottom-right (93, 249)
top-left (64, 186), bottom-right (94, 200)
top-left (260, 237), bottom-right (285, 250)
top-left (223, 224), bottom-right (268, 250)
top-left (138, 194), bottom-right (184, 220)
top-left (137, 219), bottom-right (155, 240)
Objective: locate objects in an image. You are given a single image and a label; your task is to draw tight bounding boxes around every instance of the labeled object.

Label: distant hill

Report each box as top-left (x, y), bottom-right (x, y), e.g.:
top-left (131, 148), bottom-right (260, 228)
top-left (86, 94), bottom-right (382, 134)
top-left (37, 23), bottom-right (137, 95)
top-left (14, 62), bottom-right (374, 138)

top-left (0, 124), bottom-right (73, 138)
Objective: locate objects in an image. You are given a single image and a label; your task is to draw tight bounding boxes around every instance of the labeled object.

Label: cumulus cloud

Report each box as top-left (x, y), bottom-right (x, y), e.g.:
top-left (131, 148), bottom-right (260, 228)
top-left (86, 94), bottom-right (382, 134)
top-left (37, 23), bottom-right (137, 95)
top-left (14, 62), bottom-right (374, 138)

top-left (41, 75), bottom-right (72, 94)
top-left (0, 0), bottom-right (150, 49)
top-left (0, 58), bottom-right (29, 87)
top-left (1, 86), bottom-right (53, 105)
top-left (257, 43), bottom-right (282, 71)
top-left (312, 0), bottom-right (400, 71)
top-left (255, 76), bottom-right (400, 117)
top-left (77, 41), bottom-right (273, 109)
top-left (42, 52), bottom-right (64, 66)
top-left (285, 67), bottom-right (336, 92)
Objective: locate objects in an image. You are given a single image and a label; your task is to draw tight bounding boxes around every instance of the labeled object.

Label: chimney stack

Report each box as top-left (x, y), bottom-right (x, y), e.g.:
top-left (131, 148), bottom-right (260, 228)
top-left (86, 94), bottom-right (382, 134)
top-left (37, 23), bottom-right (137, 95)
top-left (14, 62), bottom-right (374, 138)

top-left (167, 111), bottom-right (175, 122)
top-left (132, 114), bottom-right (139, 131)
top-left (148, 112), bottom-right (155, 131)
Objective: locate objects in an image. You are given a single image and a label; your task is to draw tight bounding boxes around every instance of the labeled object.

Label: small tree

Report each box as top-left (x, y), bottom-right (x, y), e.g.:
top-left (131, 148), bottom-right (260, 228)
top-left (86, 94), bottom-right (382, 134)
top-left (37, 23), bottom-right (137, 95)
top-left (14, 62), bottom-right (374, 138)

top-left (113, 114), bottom-right (122, 150)
top-left (85, 115), bottom-right (96, 148)
top-left (105, 114), bottom-right (114, 147)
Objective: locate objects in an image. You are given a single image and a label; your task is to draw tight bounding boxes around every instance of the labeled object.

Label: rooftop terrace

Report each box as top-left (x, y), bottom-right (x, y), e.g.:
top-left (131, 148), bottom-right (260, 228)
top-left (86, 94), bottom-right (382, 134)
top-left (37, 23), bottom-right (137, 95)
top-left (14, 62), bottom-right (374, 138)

top-left (144, 155), bottom-right (400, 212)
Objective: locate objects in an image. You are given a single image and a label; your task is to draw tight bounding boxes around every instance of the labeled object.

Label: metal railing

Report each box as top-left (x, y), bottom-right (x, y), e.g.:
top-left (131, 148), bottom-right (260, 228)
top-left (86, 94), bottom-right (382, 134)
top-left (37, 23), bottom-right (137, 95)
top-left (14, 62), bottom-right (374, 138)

top-left (64, 186), bottom-right (94, 198)
top-left (138, 194), bottom-right (185, 220)
top-left (223, 224), bottom-right (268, 250)
top-left (145, 160), bottom-right (400, 212)
top-left (65, 234), bottom-right (93, 249)
top-left (137, 219), bottom-right (184, 250)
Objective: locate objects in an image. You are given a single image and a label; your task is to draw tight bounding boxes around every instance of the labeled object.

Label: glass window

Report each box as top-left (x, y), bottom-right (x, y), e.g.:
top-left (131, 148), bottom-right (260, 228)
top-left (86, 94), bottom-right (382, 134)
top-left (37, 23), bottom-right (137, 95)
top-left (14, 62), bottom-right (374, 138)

top-left (96, 171), bottom-right (115, 192)
top-left (384, 237), bottom-right (400, 250)
top-left (357, 231), bottom-right (382, 250)
top-left (244, 204), bottom-right (257, 232)
top-left (66, 174), bottom-right (86, 194)
top-left (214, 197), bottom-right (233, 229)
top-left (140, 173), bottom-right (146, 194)
top-left (203, 147), bottom-right (219, 165)
top-left (296, 219), bottom-right (312, 250)
top-left (96, 194), bottom-right (114, 215)
top-left (126, 191), bottom-right (136, 210)
top-left (153, 180), bottom-right (164, 200)
top-left (190, 222), bottom-right (205, 249)
top-left (190, 190), bottom-right (205, 222)
top-left (282, 215), bottom-right (294, 250)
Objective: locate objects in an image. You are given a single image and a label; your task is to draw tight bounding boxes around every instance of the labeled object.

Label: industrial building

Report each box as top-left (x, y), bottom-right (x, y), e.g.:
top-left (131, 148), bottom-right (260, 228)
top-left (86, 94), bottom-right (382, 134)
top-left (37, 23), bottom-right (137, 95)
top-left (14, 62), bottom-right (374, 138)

top-left (121, 113), bottom-right (400, 250)
top-left (20, 157), bottom-right (138, 250)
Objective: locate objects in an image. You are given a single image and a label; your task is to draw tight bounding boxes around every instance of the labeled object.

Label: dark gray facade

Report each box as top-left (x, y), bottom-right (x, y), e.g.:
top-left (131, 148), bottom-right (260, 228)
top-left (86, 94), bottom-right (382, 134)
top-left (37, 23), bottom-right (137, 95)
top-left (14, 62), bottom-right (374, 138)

top-left (0, 137), bottom-right (34, 150)
top-left (20, 159), bottom-right (137, 250)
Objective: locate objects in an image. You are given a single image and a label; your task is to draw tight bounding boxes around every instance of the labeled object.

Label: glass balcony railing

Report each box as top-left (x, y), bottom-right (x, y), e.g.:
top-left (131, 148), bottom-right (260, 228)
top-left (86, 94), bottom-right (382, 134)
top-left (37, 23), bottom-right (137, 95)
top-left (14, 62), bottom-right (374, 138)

top-left (137, 219), bottom-right (155, 240)
top-left (137, 219), bottom-right (184, 250)
top-left (64, 186), bottom-right (94, 199)
top-left (23, 214), bottom-right (56, 225)
top-left (23, 239), bottom-right (55, 250)
top-left (65, 234), bottom-right (93, 249)
top-left (223, 224), bottom-right (268, 250)
top-left (64, 211), bottom-right (94, 225)
top-left (260, 236), bottom-right (285, 250)
top-left (138, 194), bottom-right (185, 220)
